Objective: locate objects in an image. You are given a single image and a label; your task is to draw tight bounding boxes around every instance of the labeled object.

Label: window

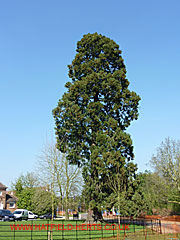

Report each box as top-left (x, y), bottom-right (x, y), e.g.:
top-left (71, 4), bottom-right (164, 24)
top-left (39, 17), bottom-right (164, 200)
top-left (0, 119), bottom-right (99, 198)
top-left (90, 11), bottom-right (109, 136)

top-left (0, 191), bottom-right (2, 196)
top-left (13, 211), bottom-right (22, 214)
top-left (9, 202), bottom-right (15, 208)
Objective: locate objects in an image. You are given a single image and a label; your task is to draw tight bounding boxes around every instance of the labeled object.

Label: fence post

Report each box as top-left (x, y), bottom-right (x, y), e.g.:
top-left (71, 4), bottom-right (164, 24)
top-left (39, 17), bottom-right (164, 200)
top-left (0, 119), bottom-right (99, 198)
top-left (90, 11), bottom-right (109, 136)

top-left (88, 220), bottom-right (91, 240)
top-left (101, 221), bottom-right (103, 239)
top-left (159, 219), bottom-right (162, 234)
top-left (62, 220), bottom-right (64, 240)
top-left (76, 220), bottom-right (78, 240)
top-left (151, 219), bottom-right (153, 233)
top-left (14, 221), bottom-right (16, 240)
top-left (113, 223), bottom-right (115, 237)
top-left (47, 220), bottom-right (48, 240)
top-left (31, 220), bottom-right (33, 240)
top-left (133, 218), bottom-right (135, 233)
top-left (143, 219), bottom-right (145, 236)
top-left (144, 220), bottom-right (147, 240)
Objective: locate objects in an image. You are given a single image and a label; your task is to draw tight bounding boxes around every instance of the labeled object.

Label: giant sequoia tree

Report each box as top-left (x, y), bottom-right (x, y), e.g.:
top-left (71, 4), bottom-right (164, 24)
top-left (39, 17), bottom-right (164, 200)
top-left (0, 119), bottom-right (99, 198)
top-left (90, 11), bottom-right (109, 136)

top-left (53, 33), bottom-right (140, 218)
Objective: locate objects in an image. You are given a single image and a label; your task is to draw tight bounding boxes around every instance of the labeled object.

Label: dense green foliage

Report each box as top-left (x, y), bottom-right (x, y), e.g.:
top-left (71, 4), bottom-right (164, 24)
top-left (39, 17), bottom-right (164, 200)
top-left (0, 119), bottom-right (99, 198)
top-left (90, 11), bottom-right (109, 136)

top-left (53, 33), bottom-right (141, 217)
top-left (32, 188), bottom-right (58, 215)
top-left (136, 171), bottom-right (180, 215)
top-left (143, 172), bottom-right (170, 211)
top-left (12, 172), bottom-right (37, 211)
top-left (114, 173), bottom-right (150, 217)
top-left (12, 172), bottom-right (57, 215)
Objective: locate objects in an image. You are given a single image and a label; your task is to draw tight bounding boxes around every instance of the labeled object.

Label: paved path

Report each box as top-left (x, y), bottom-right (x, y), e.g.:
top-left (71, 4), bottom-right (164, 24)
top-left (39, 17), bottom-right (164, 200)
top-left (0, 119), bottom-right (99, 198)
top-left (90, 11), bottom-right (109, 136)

top-left (161, 221), bottom-right (180, 233)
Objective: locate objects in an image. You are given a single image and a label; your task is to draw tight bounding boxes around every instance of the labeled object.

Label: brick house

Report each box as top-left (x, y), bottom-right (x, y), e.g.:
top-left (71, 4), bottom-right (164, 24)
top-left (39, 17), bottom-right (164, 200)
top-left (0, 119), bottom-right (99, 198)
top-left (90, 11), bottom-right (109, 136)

top-left (0, 182), bottom-right (17, 212)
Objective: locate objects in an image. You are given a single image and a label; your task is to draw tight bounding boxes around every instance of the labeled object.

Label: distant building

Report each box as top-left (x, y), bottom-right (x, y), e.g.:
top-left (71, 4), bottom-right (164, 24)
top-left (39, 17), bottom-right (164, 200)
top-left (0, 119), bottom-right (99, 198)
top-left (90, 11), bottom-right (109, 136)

top-left (0, 182), bottom-right (17, 212)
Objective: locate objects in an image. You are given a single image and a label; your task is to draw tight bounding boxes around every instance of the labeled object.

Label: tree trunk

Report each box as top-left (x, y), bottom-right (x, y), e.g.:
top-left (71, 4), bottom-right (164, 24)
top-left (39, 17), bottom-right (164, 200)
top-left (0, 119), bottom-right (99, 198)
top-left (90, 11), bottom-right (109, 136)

top-left (93, 207), bottom-right (103, 222)
top-left (86, 208), bottom-right (103, 222)
top-left (65, 195), bottom-right (69, 220)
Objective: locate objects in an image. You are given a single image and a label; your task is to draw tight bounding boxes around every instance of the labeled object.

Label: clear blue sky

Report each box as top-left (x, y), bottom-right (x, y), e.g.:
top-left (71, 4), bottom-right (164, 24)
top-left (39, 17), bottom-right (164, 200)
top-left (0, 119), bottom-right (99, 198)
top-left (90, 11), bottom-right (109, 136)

top-left (1, 0), bottom-right (180, 188)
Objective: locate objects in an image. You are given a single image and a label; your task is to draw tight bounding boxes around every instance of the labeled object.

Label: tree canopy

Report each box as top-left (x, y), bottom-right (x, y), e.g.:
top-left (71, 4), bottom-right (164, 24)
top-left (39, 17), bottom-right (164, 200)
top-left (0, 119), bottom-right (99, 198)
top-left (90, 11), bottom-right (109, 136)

top-left (12, 172), bottom-right (38, 211)
top-left (53, 33), bottom-right (141, 217)
top-left (150, 137), bottom-right (180, 206)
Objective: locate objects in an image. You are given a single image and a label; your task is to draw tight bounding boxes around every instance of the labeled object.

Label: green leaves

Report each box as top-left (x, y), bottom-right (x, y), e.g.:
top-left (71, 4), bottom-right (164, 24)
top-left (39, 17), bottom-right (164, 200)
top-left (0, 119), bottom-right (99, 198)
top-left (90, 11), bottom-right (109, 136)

top-left (12, 172), bottom-right (38, 211)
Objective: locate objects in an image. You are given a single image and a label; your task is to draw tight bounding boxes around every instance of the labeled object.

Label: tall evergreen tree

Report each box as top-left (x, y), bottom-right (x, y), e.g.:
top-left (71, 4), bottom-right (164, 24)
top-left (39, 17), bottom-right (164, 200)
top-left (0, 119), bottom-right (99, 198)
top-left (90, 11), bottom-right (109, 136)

top-left (53, 33), bottom-right (140, 218)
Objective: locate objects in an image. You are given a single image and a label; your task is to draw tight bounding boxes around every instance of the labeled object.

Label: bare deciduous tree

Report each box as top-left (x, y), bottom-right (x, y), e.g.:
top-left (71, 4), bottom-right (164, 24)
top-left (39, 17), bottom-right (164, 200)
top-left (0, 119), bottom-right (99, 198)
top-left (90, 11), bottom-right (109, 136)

top-left (36, 140), bottom-right (83, 219)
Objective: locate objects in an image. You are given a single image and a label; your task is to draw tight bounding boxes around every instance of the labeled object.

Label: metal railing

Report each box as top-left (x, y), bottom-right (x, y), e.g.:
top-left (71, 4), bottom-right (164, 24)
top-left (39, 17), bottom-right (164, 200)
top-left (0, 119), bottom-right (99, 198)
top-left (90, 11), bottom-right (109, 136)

top-left (0, 217), bottom-right (163, 240)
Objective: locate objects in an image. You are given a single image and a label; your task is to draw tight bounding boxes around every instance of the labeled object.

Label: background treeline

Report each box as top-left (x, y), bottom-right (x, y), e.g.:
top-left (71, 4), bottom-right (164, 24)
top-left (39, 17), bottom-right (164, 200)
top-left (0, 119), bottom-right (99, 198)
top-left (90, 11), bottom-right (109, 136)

top-left (12, 137), bottom-right (180, 217)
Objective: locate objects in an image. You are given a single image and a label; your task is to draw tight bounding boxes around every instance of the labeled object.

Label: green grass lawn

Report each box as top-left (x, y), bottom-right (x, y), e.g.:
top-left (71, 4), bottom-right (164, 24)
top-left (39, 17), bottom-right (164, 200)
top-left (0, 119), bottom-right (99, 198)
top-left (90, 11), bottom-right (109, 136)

top-left (0, 219), bottom-right (145, 240)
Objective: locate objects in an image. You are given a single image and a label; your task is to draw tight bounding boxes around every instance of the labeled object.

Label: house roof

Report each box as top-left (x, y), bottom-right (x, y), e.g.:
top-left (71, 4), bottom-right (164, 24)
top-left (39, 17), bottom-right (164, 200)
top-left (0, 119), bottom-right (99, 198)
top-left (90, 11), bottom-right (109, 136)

top-left (6, 193), bottom-right (18, 203)
top-left (0, 182), bottom-right (7, 190)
